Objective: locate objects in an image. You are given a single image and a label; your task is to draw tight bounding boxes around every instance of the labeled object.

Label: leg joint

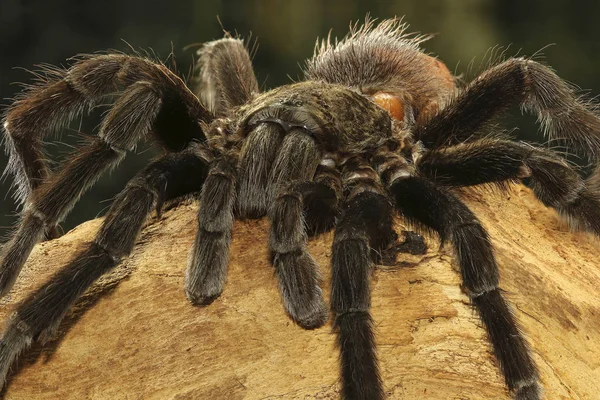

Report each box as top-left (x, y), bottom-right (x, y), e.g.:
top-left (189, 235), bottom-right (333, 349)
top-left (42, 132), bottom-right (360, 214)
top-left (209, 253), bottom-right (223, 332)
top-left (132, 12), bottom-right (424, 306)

top-left (91, 240), bottom-right (122, 264)
top-left (467, 286), bottom-right (500, 299)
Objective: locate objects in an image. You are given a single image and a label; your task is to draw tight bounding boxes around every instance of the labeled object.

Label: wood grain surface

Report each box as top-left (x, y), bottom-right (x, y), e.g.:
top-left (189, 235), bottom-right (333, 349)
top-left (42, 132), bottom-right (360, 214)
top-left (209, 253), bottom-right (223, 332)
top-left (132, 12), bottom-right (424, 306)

top-left (1, 185), bottom-right (598, 399)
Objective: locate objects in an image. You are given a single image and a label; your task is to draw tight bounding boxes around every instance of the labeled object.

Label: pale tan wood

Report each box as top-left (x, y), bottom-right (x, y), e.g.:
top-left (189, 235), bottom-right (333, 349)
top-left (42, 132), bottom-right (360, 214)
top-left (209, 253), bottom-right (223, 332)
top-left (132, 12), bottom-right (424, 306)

top-left (1, 185), bottom-right (598, 399)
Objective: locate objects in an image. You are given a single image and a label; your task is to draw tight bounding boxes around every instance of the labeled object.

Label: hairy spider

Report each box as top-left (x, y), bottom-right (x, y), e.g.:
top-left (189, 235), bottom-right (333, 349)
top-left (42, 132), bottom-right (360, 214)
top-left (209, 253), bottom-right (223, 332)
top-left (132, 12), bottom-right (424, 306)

top-left (1, 18), bottom-right (600, 400)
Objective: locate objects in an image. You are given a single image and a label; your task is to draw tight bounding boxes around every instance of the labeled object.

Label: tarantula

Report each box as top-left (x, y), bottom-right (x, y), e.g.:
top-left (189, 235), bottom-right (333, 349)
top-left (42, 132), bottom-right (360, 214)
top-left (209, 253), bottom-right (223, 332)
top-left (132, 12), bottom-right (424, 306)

top-left (1, 18), bottom-right (600, 400)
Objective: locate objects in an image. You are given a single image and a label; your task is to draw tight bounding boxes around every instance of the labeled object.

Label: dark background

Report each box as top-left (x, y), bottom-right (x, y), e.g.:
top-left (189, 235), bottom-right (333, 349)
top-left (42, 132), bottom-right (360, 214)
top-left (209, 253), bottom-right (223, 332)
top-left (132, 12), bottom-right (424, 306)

top-left (1, 0), bottom-right (600, 238)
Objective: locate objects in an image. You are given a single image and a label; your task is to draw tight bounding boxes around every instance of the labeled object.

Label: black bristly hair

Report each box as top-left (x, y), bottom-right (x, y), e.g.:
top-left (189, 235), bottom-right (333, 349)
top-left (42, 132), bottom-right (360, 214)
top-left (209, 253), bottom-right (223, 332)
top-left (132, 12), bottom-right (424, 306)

top-left (2, 18), bottom-right (600, 400)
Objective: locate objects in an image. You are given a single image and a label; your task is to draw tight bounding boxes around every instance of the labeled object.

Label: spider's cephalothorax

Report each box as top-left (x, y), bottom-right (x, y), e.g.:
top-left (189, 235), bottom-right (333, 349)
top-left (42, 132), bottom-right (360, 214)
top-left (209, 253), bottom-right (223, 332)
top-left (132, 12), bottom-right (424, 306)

top-left (1, 19), bottom-right (600, 400)
top-left (232, 81), bottom-right (398, 219)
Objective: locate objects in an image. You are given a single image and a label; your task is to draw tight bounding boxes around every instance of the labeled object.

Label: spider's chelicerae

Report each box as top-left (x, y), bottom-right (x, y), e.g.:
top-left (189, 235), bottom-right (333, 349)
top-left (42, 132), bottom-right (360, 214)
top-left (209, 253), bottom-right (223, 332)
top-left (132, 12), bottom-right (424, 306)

top-left (1, 18), bottom-right (599, 400)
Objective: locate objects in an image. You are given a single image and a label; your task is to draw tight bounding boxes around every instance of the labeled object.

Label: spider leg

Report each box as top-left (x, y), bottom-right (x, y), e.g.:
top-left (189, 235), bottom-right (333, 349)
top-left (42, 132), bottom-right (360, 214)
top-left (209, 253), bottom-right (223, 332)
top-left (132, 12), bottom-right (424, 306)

top-left (268, 129), bottom-right (322, 193)
top-left (384, 170), bottom-right (540, 400)
top-left (0, 135), bottom-right (125, 289)
top-left (331, 158), bottom-right (396, 400)
top-left (268, 163), bottom-right (341, 329)
top-left (0, 58), bottom-right (210, 296)
top-left (185, 152), bottom-right (237, 305)
top-left (415, 58), bottom-right (600, 159)
top-left (417, 139), bottom-right (600, 234)
top-left (187, 127), bottom-right (323, 309)
top-left (194, 37), bottom-right (259, 117)
top-left (235, 124), bottom-right (285, 218)
top-left (0, 83), bottom-right (155, 297)
top-left (299, 163), bottom-right (342, 237)
top-left (236, 123), bottom-right (322, 219)
top-left (0, 145), bottom-right (211, 389)
top-left (3, 54), bottom-right (209, 207)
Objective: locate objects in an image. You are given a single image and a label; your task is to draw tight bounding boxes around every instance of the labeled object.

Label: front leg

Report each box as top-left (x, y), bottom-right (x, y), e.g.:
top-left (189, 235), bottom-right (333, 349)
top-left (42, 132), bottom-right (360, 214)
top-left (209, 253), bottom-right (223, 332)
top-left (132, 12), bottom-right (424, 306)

top-left (268, 163), bottom-right (341, 329)
top-left (185, 152), bottom-right (237, 306)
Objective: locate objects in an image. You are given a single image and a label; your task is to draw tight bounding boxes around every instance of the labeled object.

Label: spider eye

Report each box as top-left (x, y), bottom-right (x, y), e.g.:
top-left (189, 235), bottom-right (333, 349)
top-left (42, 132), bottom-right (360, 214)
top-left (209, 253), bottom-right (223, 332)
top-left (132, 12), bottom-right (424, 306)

top-left (371, 92), bottom-right (404, 122)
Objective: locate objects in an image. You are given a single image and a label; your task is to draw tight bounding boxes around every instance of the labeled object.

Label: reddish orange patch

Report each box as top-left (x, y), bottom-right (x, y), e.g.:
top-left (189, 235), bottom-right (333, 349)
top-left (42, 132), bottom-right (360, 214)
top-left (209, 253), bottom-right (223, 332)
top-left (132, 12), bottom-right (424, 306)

top-left (372, 92), bottom-right (405, 121)
top-left (429, 58), bottom-right (455, 91)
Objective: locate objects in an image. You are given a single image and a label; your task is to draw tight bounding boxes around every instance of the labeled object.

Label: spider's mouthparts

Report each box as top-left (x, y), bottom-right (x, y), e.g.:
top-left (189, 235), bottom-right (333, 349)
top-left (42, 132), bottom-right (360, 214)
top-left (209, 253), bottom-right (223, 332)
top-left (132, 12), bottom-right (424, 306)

top-left (246, 105), bottom-right (323, 137)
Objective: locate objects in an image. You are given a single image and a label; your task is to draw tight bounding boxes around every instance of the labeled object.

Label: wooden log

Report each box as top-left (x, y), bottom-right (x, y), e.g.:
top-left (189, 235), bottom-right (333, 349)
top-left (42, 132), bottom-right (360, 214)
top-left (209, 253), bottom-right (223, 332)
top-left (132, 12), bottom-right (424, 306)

top-left (1, 185), bottom-right (598, 399)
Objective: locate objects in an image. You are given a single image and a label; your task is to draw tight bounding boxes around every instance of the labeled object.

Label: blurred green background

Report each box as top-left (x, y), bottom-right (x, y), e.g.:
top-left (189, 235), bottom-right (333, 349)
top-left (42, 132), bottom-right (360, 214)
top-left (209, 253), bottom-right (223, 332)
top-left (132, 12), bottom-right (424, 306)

top-left (1, 0), bottom-right (600, 238)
